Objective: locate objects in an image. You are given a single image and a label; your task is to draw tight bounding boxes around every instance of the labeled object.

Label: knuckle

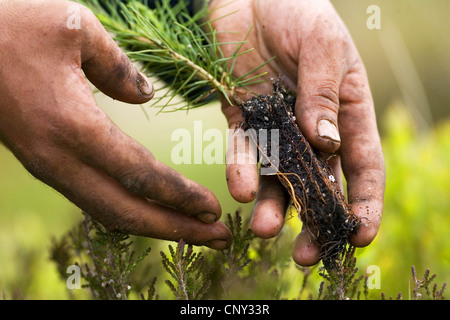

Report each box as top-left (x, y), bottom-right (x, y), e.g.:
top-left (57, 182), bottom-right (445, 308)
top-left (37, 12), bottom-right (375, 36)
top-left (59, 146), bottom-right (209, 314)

top-left (54, 3), bottom-right (101, 45)
top-left (118, 165), bottom-right (159, 197)
top-left (102, 211), bottom-right (142, 235)
top-left (110, 51), bottom-right (135, 83)
top-left (52, 3), bottom-right (85, 39)
top-left (310, 80), bottom-right (340, 110)
top-left (46, 121), bottom-right (79, 150)
top-left (49, 107), bottom-right (107, 150)
top-left (24, 157), bottom-right (49, 181)
top-left (22, 147), bottom-right (58, 182)
top-left (340, 63), bottom-right (370, 104)
top-left (119, 170), bottom-right (147, 195)
top-left (77, 4), bottom-right (99, 26)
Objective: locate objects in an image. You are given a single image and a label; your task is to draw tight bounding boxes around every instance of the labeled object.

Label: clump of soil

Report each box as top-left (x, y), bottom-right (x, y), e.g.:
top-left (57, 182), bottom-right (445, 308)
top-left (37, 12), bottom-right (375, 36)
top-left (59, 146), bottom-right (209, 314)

top-left (239, 79), bottom-right (360, 269)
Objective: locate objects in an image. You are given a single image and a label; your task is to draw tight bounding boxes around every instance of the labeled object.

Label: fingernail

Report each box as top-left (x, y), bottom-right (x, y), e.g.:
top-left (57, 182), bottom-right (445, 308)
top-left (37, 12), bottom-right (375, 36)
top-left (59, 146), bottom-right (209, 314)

top-left (198, 212), bottom-right (217, 224)
top-left (205, 239), bottom-right (229, 250)
top-left (317, 119), bottom-right (340, 142)
top-left (137, 72), bottom-right (154, 97)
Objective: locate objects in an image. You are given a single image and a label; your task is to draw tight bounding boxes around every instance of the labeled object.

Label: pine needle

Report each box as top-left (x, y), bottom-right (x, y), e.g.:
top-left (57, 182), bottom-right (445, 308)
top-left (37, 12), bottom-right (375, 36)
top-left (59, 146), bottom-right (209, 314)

top-left (80, 0), bottom-right (271, 111)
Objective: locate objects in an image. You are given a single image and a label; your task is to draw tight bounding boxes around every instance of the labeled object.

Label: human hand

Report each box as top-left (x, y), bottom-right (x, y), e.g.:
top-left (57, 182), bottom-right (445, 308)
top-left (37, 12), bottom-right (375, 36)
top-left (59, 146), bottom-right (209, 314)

top-left (0, 0), bottom-right (231, 250)
top-left (210, 0), bottom-right (385, 264)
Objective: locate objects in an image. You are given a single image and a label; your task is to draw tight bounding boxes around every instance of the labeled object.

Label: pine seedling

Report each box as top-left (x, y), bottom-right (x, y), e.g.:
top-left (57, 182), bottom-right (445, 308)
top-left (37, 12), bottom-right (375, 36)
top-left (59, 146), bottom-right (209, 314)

top-left (80, 0), bottom-right (271, 111)
top-left (160, 239), bottom-right (212, 300)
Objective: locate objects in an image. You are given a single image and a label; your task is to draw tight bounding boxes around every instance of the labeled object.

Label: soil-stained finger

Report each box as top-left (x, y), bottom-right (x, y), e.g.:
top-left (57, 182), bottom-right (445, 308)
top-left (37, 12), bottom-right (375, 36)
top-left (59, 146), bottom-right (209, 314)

top-left (225, 126), bottom-right (259, 203)
top-left (338, 62), bottom-right (386, 247)
top-left (350, 203), bottom-right (383, 247)
top-left (49, 87), bottom-right (222, 222)
top-left (32, 149), bottom-right (232, 250)
top-left (250, 176), bottom-right (289, 238)
top-left (292, 228), bottom-right (321, 266)
top-left (79, 6), bottom-right (154, 104)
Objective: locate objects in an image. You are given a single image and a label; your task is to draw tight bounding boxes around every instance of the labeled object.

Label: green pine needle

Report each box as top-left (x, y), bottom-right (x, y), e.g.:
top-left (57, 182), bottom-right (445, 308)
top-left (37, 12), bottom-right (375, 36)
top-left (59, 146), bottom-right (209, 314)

top-left (81, 0), bottom-right (271, 111)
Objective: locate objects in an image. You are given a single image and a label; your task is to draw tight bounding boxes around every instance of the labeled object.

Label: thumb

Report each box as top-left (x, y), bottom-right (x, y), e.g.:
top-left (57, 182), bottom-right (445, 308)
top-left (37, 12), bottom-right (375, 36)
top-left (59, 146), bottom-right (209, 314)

top-left (294, 23), bottom-right (349, 154)
top-left (295, 75), bottom-right (342, 154)
top-left (79, 7), bottom-right (154, 104)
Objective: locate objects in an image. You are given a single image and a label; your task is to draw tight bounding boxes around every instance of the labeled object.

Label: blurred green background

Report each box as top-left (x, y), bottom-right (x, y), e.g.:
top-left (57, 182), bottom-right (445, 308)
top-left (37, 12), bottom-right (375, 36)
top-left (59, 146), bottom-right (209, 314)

top-left (1, 0), bottom-right (449, 299)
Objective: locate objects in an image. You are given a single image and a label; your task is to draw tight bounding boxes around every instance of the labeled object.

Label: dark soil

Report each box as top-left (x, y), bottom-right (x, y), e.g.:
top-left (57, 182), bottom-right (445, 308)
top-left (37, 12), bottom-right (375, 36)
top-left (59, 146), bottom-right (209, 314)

top-left (239, 79), bottom-right (360, 269)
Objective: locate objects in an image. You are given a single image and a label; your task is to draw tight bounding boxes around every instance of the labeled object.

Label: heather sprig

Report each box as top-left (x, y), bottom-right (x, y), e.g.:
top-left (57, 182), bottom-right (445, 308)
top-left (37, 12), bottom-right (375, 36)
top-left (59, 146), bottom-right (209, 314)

top-left (50, 214), bottom-right (153, 300)
top-left (160, 240), bottom-right (212, 300)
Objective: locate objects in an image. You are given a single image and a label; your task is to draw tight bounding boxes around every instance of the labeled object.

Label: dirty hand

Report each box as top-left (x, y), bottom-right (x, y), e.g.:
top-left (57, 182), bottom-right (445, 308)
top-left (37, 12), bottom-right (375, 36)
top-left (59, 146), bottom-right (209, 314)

top-left (0, 0), bottom-right (231, 250)
top-left (210, 0), bottom-right (385, 264)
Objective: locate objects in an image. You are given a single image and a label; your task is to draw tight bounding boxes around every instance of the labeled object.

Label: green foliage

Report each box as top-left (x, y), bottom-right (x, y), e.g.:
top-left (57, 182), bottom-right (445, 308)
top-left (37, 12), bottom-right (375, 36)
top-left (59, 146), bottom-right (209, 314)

top-left (50, 213), bottom-right (154, 300)
top-left (218, 212), bottom-right (255, 279)
top-left (370, 105), bottom-right (450, 297)
top-left (161, 240), bottom-right (212, 300)
top-left (317, 246), bottom-right (367, 300)
top-left (1, 0), bottom-right (449, 301)
top-left (411, 265), bottom-right (446, 300)
top-left (80, 0), bottom-right (271, 110)
top-left (206, 211), bottom-right (296, 300)
top-left (205, 211), bottom-right (256, 299)
top-left (48, 204), bottom-right (447, 300)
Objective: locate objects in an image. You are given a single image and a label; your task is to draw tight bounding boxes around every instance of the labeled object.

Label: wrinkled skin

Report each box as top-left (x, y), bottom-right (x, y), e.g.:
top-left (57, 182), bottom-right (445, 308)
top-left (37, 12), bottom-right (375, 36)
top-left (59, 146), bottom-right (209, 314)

top-left (0, 0), bottom-right (232, 250)
top-left (210, 0), bottom-right (386, 265)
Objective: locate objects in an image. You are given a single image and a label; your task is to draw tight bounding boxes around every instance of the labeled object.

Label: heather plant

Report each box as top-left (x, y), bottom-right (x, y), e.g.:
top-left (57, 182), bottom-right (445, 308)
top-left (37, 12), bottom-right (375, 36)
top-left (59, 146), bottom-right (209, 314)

top-left (50, 210), bottom-right (446, 300)
top-left (50, 213), bottom-right (154, 300)
top-left (317, 246), bottom-right (368, 300)
top-left (410, 265), bottom-right (446, 300)
top-left (160, 240), bottom-right (212, 300)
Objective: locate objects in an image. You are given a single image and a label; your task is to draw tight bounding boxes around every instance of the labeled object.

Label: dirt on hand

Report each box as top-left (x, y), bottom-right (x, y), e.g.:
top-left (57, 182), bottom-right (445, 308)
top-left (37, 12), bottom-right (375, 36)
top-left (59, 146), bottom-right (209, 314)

top-left (239, 79), bottom-right (360, 269)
